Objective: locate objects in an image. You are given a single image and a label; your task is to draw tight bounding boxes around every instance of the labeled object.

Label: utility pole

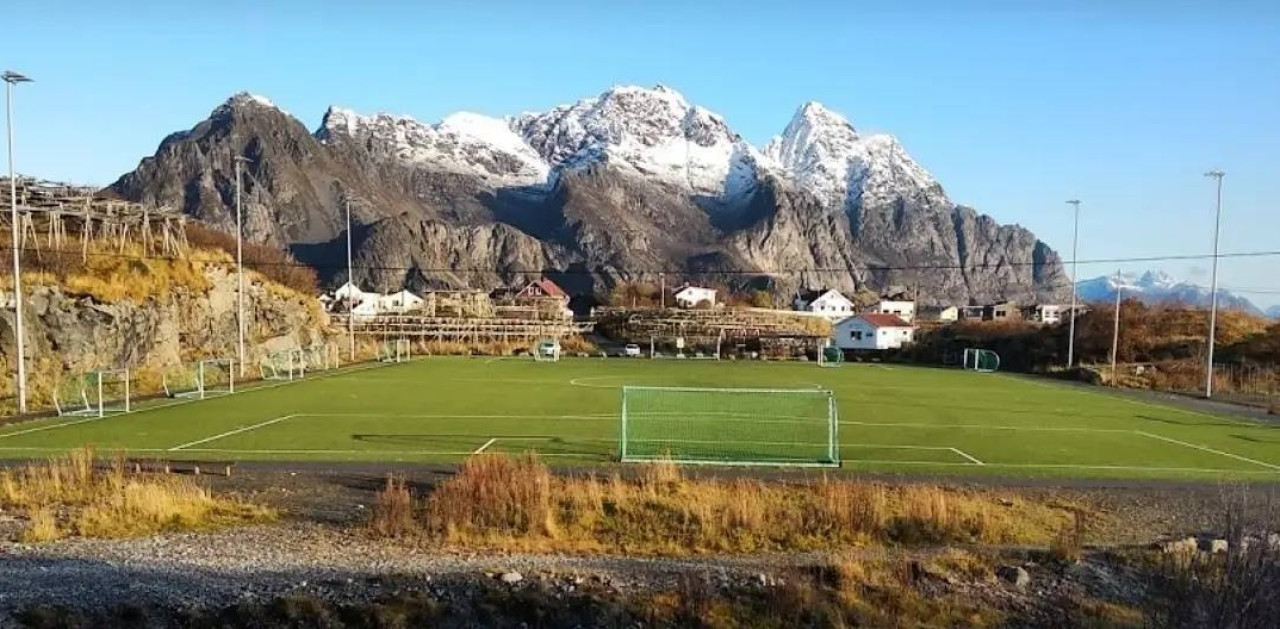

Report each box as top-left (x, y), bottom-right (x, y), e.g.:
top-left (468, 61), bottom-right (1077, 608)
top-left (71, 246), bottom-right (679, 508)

top-left (659, 273), bottom-right (665, 310)
top-left (233, 155), bottom-right (252, 378)
top-left (4, 70), bottom-right (32, 414)
top-left (346, 196), bottom-right (355, 361)
top-left (1065, 199), bottom-right (1081, 368)
top-left (1110, 270), bottom-right (1122, 385)
top-left (1204, 171), bottom-right (1225, 398)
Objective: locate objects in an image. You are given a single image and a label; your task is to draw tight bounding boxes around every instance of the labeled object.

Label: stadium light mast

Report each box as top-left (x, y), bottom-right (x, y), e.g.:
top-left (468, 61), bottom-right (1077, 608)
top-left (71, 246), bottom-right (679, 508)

top-left (1204, 170), bottom-right (1225, 398)
top-left (1065, 199), bottom-right (1081, 368)
top-left (1110, 270), bottom-right (1122, 383)
top-left (233, 154), bottom-right (253, 378)
top-left (345, 195), bottom-right (355, 361)
top-left (4, 70), bottom-right (32, 414)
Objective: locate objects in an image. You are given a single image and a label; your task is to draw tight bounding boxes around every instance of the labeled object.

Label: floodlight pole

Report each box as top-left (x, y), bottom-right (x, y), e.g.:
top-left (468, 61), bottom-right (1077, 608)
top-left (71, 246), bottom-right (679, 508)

top-left (1204, 171), bottom-right (1225, 398)
top-left (1110, 270), bottom-right (1122, 385)
top-left (659, 273), bottom-right (665, 309)
top-left (4, 70), bottom-right (32, 415)
top-left (345, 196), bottom-right (355, 361)
top-left (1065, 199), bottom-right (1081, 369)
top-left (234, 155), bottom-right (252, 378)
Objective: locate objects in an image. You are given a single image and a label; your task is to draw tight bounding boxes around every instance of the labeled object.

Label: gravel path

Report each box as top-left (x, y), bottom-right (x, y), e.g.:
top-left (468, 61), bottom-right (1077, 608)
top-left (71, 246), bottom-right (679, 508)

top-left (0, 523), bottom-right (839, 622)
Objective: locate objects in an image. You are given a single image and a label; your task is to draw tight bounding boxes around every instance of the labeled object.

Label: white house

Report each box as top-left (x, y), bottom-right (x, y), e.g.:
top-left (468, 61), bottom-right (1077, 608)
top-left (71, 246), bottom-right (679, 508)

top-left (351, 300), bottom-right (380, 319)
top-left (1023, 304), bottom-right (1064, 325)
top-left (377, 290), bottom-right (425, 314)
top-left (793, 289), bottom-right (855, 320)
top-left (833, 314), bottom-right (915, 351)
top-left (333, 281), bottom-right (370, 303)
top-left (873, 299), bottom-right (916, 323)
top-left (918, 305), bottom-right (959, 324)
top-left (674, 285), bottom-right (717, 308)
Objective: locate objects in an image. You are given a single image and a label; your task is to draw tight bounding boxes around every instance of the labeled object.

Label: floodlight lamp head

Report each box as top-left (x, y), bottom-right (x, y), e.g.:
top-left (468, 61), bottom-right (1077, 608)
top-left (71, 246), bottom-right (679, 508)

top-left (2, 71), bottom-right (32, 84)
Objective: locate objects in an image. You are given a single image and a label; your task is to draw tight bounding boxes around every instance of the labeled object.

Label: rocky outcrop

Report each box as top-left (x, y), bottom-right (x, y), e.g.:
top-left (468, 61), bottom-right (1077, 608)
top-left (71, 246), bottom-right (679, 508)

top-left (0, 267), bottom-right (328, 412)
top-left (108, 87), bottom-right (1069, 303)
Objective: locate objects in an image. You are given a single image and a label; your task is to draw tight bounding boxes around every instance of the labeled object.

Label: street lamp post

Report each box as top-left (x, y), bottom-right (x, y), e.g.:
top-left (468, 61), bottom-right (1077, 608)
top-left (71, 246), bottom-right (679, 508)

top-left (1065, 200), bottom-right (1081, 368)
top-left (4, 70), bottom-right (33, 415)
top-left (1204, 171), bottom-right (1225, 398)
top-left (346, 196), bottom-right (355, 361)
top-left (233, 155), bottom-right (253, 378)
top-left (1110, 270), bottom-right (1122, 384)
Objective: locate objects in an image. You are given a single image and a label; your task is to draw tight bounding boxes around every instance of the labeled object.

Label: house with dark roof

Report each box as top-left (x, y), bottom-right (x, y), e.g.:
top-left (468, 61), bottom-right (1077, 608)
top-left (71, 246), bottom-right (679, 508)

top-left (793, 288), bottom-right (855, 320)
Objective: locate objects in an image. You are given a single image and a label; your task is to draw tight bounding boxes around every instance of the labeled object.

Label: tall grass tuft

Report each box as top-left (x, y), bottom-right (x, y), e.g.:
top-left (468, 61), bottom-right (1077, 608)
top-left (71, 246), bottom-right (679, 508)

top-left (0, 448), bottom-right (275, 542)
top-left (425, 453), bottom-right (556, 542)
top-left (370, 474), bottom-right (416, 539)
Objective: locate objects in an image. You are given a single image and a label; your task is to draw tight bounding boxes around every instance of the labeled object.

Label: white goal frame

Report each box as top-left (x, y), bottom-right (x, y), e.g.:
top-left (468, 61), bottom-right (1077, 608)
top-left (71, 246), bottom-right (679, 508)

top-left (963, 348), bottom-right (1001, 373)
top-left (163, 359), bottom-right (236, 399)
top-left (261, 349), bottom-right (306, 381)
top-left (55, 369), bottom-right (131, 417)
top-left (378, 339), bottom-right (411, 363)
top-left (817, 341), bottom-right (844, 368)
top-left (533, 338), bottom-right (561, 362)
top-left (619, 385), bottom-right (840, 468)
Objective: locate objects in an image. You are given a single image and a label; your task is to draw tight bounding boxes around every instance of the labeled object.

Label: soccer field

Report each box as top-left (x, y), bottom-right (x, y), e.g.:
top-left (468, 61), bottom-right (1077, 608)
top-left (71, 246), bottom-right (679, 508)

top-left (2, 357), bottom-right (1279, 480)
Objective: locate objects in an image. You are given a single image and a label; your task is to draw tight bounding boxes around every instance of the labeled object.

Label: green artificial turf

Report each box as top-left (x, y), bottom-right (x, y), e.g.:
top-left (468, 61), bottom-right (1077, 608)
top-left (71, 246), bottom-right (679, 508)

top-left (1, 356), bottom-right (1278, 481)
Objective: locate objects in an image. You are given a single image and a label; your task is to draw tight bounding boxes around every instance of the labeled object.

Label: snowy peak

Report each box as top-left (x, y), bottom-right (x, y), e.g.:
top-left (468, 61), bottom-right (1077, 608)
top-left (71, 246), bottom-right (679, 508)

top-left (1077, 270), bottom-right (1263, 315)
top-left (765, 102), bottom-right (938, 209)
top-left (316, 106), bottom-right (547, 185)
top-left (512, 84), bottom-right (760, 197)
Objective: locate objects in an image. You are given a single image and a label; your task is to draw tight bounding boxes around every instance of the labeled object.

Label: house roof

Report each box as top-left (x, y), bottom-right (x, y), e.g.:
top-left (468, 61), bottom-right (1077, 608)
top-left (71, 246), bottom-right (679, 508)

top-left (675, 285), bottom-right (714, 295)
top-left (857, 313), bottom-right (913, 328)
top-left (520, 278), bottom-right (568, 299)
top-left (798, 288), bottom-right (847, 303)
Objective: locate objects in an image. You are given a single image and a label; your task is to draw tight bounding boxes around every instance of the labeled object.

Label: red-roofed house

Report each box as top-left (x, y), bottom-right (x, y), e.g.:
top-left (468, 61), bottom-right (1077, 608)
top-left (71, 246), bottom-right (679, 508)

top-left (833, 313), bottom-right (915, 351)
top-left (514, 277), bottom-right (572, 320)
top-left (517, 278), bottom-right (569, 301)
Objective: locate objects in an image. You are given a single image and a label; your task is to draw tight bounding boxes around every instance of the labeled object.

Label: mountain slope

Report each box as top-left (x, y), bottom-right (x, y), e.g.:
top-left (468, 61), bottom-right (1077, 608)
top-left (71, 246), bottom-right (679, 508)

top-left (1076, 271), bottom-right (1263, 314)
top-left (109, 86), bottom-right (1067, 302)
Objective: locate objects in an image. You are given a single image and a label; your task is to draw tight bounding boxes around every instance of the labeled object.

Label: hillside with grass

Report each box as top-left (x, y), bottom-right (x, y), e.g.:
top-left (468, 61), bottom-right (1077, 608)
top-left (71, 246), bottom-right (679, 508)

top-left (0, 226), bottom-right (330, 414)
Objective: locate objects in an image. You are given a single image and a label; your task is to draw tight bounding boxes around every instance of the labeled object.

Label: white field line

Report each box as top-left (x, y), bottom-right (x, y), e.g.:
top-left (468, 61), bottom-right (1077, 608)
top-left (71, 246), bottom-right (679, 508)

top-left (1134, 430), bottom-right (1280, 471)
top-left (293, 412), bottom-right (616, 420)
top-left (950, 447), bottom-right (985, 466)
top-left (168, 414), bottom-right (298, 451)
top-left (842, 420), bottom-right (1134, 434)
top-left (0, 358), bottom-right (396, 441)
top-left (997, 374), bottom-right (1264, 428)
top-left (473, 438), bottom-right (498, 454)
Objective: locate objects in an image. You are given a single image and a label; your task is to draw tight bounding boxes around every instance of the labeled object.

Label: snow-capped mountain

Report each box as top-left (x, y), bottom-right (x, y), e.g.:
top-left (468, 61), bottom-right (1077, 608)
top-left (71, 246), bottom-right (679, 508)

top-left (1077, 270), bottom-right (1263, 314)
top-left (763, 102), bottom-right (942, 209)
top-left (1266, 306), bottom-right (1280, 320)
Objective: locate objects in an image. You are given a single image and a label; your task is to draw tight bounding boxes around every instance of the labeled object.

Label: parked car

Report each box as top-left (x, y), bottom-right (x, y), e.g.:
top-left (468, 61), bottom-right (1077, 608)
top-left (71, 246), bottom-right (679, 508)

top-left (623, 343), bottom-right (642, 357)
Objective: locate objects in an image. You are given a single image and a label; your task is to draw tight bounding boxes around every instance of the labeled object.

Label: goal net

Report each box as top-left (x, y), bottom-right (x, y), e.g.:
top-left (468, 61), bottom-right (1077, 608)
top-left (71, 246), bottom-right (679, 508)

top-left (260, 349), bottom-right (306, 381)
top-left (532, 338), bottom-right (561, 362)
top-left (303, 345), bottom-right (339, 372)
top-left (817, 344), bottom-right (844, 367)
top-left (378, 339), bottom-right (411, 363)
top-left (649, 335), bottom-right (722, 360)
top-left (619, 386), bottom-right (839, 467)
top-left (163, 359), bottom-right (235, 399)
top-left (54, 369), bottom-right (131, 417)
top-left (963, 348), bottom-right (1001, 373)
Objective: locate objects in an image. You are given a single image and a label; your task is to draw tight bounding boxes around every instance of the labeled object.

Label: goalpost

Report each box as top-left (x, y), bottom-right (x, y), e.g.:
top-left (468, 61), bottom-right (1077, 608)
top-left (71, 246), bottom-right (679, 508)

top-left (54, 369), bottom-right (131, 417)
top-left (532, 338), bottom-right (561, 362)
top-left (260, 349), bottom-right (306, 381)
top-left (378, 339), bottom-right (411, 363)
top-left (817, 342), bottom-right (845, 367)
top-left (163, 359), bottom-right (235, 399)
top-left (963, 348), bottom-right (1001, 373)
top-left (619, 386), bottom-right (840, 467)
top-left (303, 344), bottom-right (339, 372)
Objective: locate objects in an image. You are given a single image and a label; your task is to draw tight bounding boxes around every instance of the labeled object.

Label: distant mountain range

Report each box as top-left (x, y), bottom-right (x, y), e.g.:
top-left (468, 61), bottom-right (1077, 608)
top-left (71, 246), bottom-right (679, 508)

top-left (1076, 271), bottom-right (1266, 316)
top-left (108, 86), bottom-right (1067, 303)
top-left (1268, 306), bottom-right (1280, 320)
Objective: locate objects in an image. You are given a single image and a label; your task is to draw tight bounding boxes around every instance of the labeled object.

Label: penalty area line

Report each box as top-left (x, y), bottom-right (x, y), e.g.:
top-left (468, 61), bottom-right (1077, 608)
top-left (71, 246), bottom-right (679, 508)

top-left (1134, 430), bottom-right (1280, 471)
top-left (950, 447), bottom-right (985, 466)
top-left (473, 438), bottom-right (498, 454)
top-left (168, 414), bottom-right (299, 451)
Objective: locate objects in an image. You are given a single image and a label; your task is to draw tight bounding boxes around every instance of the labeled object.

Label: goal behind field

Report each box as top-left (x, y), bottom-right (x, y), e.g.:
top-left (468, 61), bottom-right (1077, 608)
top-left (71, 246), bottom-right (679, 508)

top-left (817, 343), bottom-right (844, 367)
top-left (533, 338), bottom-right (561, 362)
top-left (163, 359), bottom-right (235, 399)
top-left (260, 349), bottom-right (306, 381)
top-left (378, 339), bottom-right (411, 363)
top-left (963, 348), bottom-right (1000, 373)
top-left (619, 386), bottom-right (839, 467)
top-left (55, 369), bottom-right (131, 417)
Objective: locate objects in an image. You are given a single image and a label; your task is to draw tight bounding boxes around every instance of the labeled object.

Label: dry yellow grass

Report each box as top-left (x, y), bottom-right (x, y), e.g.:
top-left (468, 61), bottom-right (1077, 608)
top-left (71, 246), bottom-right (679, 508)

top-left (374, 453), bottom-right (1072, 554)
top-left (1, 448), bottom-right (275, 542)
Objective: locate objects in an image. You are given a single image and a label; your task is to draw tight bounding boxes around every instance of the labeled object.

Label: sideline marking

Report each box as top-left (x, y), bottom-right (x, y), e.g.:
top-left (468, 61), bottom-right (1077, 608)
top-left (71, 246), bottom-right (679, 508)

top-left (1134, 430), bottom-right (1280, 471)
top-left (950, 447), bottom-right (985, 466)
top-left (168, 414), bottom-right (298, 451)
top-left (473, 438), bottom-right (498, 454)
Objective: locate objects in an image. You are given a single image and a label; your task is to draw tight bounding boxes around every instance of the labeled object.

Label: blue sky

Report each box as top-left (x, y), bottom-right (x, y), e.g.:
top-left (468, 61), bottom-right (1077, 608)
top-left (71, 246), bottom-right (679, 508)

top-left (4, 0), bottom-right (1279, 307)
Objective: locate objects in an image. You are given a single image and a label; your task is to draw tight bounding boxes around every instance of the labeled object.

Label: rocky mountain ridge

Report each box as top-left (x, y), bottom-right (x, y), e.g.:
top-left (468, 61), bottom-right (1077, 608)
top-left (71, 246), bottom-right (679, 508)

top-left (109, 86), bottom-right (1068, 304)
top-left (1076, 270), bottom-right (1265, 315)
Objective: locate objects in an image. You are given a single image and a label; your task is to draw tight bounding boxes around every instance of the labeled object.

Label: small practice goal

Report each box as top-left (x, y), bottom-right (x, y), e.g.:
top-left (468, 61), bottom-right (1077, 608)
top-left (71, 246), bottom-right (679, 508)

top-left (619, 386), bottom-right (840, 467)
top-left (260, 349), bottom-right (306, 381)
top-left (533, 338), bottom-right (561, 362)
top-left (963, 348), bottom-right (1001, 373)
top-left (817, 343), bottom-right (845, 367)
top-left (378, 339), bottom-right (411, 364)
top-left (163, 359), bottom-right (235, 399)
top-left (55, 369), bottom-right (131, 417)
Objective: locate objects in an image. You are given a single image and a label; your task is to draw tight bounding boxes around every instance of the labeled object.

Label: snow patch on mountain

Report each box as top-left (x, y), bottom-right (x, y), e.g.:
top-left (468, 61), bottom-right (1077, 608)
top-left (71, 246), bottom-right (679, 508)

top-left (1266, 306), bottom-right (1280, 320)
top-left (764, 102), bottom-right (940, 209)
top-left (511, 85), bottom-right (762, 198)
top-left (316, 107), bottom-right (548, 186)
top-left (1077, 270), bottom-right (1263, 314)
